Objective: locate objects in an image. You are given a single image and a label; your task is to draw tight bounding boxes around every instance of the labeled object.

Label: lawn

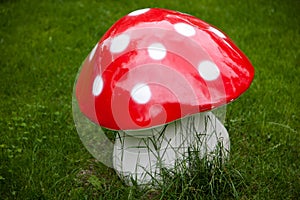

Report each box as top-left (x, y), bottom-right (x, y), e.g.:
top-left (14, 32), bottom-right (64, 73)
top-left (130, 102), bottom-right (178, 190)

top-left (0, 0), bottom-right (299, 199)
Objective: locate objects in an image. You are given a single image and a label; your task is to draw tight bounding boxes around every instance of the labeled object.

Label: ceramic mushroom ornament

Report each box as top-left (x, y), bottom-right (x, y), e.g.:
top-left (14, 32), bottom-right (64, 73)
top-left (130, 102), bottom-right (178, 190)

top-left (73, 8), bottom-right (254, 185)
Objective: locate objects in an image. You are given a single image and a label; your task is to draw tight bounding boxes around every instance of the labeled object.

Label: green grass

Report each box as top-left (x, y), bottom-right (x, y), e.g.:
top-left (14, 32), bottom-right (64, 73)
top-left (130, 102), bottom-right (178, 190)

top-left (0, 0), bottom-right (299, 199)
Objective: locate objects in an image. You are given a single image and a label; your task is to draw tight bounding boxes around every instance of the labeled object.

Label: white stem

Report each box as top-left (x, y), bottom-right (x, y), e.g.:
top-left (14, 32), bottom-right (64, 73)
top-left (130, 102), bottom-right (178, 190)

top-left (113, 112), bottom-right (230, 186)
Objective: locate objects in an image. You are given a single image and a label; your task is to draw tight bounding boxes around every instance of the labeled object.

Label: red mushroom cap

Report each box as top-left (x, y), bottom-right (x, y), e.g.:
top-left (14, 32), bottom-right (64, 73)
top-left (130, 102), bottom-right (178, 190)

top-left (75, 8), bottom-right (254, 131)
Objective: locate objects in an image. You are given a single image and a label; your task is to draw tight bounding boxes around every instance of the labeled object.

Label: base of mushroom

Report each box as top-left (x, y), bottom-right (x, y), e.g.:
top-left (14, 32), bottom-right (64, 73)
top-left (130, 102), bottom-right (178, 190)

top-left (113, 112), bottom-right (230, 186)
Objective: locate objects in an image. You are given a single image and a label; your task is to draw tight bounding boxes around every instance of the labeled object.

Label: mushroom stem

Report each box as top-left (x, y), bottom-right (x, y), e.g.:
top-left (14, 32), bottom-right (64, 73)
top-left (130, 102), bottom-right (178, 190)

top-left (113, 112), bottom-right (230, 185)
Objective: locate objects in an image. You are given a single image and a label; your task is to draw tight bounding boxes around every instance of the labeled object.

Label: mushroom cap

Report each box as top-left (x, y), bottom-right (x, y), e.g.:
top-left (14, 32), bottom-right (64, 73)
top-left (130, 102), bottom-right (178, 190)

top-left (75, 8), bottom-right (254, 131)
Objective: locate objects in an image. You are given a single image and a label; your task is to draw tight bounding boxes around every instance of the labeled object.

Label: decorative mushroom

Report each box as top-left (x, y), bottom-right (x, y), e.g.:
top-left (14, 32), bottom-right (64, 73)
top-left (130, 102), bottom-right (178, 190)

top-left (73, 8), bottom-right (254, 185)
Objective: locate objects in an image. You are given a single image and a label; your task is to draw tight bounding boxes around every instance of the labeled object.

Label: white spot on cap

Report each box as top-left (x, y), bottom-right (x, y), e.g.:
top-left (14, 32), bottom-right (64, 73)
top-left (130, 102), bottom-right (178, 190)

top-left (198, 61), bottom-right (220, 81)
top-left (131, 83), bottom-right (151, 104)
top-left (148, 43), bottom-right (167, 60)
top-left (89, 43), bottom-right (98, 61)
top-left (209, 27), bottom-right (226, 38)
top-left (110, 34), bottom-right (130, 53)
top-left (174, 23), bottom-right (196, 37)
top-left (128, 8), bottom-right (150, 16)
top-left (92, 75), bottom-right (104, 96)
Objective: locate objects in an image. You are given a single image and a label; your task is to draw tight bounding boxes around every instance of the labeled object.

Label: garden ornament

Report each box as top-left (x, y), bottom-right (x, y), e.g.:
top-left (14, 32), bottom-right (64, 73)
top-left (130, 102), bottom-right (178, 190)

top-left (72, 8), bottom-right (254, 185)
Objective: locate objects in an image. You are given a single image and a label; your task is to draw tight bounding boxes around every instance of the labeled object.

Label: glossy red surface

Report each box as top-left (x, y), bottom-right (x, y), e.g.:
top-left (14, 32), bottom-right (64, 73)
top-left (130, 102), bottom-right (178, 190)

top-left (75, 8), bottom-right (254, 130)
